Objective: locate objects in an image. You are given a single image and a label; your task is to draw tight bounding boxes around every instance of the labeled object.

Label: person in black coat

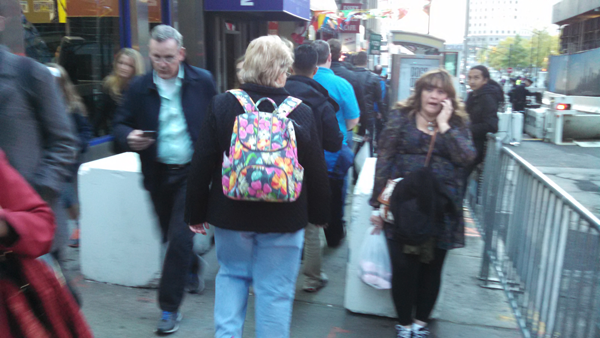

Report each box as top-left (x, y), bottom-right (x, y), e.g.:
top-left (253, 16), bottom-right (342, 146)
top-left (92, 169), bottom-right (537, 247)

top-left (509, 78), bottom-right (534, 111)
top-left (327, 39), bottom-right (366, 141)
top-left (185, 36), bottom-right (330, 338)
top-left (466, 65), bottom-right (502, 167)
top-left (285, 45), bottom-right (343, 153)
top-left (112, 25), bottom-right (217, 334)
top-left (284, 44), bottom-right (342, 293)
top-left (352, 51), bottom-right (383, 154)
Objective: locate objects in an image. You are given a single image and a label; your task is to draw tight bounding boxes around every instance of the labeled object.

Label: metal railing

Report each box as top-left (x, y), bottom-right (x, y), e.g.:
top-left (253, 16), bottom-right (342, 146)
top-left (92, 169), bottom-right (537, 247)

top-left (467, 134), bottom-right (600, 338)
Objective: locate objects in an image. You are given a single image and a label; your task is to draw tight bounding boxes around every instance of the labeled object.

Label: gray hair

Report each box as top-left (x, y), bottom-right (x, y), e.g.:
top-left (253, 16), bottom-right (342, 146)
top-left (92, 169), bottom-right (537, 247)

top-left (150, 24), bottom-right (184, 48)
top-left (312, 40), bottom-right (330, 65)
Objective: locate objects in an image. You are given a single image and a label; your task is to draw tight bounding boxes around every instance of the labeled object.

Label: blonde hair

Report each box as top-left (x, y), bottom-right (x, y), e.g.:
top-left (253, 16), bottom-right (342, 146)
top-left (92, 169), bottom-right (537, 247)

top-left (46, 63), bottom-right (88, 116)
top-left (395, 69), bottom-right (469, 126)
top-left (103, 48), bottom-right (145, 102)
top-left (241, 36), bottom-right (293, 87)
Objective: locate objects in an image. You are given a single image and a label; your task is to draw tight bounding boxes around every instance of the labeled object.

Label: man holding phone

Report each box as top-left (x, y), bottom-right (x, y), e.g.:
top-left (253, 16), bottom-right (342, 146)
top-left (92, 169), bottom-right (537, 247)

top-left (113, 25), bottom-right (217, 334)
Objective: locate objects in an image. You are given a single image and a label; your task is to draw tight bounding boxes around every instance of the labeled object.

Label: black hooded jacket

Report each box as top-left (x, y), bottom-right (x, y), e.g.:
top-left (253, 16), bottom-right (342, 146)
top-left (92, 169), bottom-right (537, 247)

top-left (285, 75), bottom-right (343, 153)
top-left (466, 80), bottom-right (503, 164)
top-left (353, 67), bottom-right (383, 133)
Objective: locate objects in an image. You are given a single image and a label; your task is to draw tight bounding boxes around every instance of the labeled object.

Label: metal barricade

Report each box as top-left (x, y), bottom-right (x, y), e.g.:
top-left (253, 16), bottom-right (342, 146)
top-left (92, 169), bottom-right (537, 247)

top-left (467, 134), bottom-right (600, 338)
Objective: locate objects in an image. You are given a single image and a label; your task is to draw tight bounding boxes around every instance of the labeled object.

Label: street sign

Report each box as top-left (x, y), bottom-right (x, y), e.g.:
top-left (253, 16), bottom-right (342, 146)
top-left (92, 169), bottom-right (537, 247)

top-left (340, 3), bottom-right (362, 33)
top-left (507, 67), bottom-right (513, 74)
top-left (369, 33), bottom-right (382, 55)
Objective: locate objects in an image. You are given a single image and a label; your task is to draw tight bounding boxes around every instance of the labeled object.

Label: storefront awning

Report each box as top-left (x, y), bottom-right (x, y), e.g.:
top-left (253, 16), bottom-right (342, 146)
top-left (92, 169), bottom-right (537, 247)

top-left (205, 0), bottom-right (311, 21)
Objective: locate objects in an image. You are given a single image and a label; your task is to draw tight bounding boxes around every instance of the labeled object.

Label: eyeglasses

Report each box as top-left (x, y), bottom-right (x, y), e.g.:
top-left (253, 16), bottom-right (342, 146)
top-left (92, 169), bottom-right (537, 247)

top-left (286, 71), bottom-right (292, 77)
top-left (150, 55), bottom-right (177, 64)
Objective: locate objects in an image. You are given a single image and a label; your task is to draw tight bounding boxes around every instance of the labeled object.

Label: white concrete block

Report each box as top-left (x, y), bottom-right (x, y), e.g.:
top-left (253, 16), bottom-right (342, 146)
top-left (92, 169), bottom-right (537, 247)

top-left (78, 152), bottom-right (163, 287)
top-left (344, 158), bottom-right (397, 318)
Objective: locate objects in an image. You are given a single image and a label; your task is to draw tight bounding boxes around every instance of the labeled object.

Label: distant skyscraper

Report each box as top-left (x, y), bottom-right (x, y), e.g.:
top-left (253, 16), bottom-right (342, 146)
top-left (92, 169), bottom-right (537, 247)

top-left (466, 0), bottom-right (535, 48)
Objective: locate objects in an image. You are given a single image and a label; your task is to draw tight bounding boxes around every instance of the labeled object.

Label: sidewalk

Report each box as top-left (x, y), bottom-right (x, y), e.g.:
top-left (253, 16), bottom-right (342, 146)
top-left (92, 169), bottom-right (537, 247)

top-left (61, 212), bottom-right (522, 338)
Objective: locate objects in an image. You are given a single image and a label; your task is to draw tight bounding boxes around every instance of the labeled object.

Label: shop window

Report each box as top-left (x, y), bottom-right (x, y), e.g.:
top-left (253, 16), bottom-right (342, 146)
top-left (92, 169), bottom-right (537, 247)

top-left (23, 0), bottom-right (163, 137)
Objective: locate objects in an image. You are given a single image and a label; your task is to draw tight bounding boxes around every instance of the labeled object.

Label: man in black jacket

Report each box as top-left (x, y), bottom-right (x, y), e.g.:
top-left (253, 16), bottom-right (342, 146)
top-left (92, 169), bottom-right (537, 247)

top-left (327, 39), bottom-right (366, 145)
top-left (465, 65), bottom-right (502, 184)
top-left (509, 78), bottom-right (534, 111)
top-left (285, 45), bottom-right (343, 153)
top-left (285, 44), bottom-right (343, 293)
top-left (353, 51), bottom-right (383, 154)
top-left (113, 25), bottom-right (217, 334)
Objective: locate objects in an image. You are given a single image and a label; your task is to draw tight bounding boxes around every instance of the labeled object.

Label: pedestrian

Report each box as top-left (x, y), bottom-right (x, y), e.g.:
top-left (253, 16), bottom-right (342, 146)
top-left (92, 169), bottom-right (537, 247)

top-left (370, 69), bottom-right (476, 338)
top-left (112, 24), bottom-right (217, 335)
top-left (46, 63), bottom-right (94, 248)
top-left (0, 149), bottom-right (93, 338)
top-left (509, 77), bottom-right (533, 112)
top-left (0, 3), bottom-right (78, 274)
top-left (352, 51), bottom-right (383, 155)
top-left (465, 65), bottom-right (502, 183)
top-left (185, 35), bottom-right (330, 338)
top-left (312, 40), bottom-right (360, 248)
top-left (327, 39), bottom-right (366, 146)
top-left (96, 48), bottom-right (145, 136)
top-left (373, 64), bottom-right (390, 149)
top-left (285, 43), bottom-right (343, 293)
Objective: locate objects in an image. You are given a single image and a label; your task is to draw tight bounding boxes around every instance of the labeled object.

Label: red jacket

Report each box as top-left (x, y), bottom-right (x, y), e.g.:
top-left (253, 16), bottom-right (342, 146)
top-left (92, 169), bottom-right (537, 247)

top-left (0, 150), bottom-right (93, 338)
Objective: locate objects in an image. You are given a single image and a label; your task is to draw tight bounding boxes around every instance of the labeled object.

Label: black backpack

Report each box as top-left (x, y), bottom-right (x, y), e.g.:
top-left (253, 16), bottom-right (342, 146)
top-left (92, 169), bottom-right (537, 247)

top-left (388, 131), bottom-right (456, 245)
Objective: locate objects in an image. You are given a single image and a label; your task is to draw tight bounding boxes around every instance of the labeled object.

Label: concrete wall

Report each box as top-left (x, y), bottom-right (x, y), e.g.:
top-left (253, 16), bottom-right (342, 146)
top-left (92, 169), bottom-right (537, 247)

top-left (553, 0), bottom-right (600, 24)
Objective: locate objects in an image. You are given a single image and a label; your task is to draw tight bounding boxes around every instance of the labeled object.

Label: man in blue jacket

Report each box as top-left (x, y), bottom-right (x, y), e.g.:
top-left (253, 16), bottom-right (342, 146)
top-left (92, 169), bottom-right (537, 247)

top-left (312, 40), bottom-right (360, 248)
top-left (113, 25), bottom-right (217, 334)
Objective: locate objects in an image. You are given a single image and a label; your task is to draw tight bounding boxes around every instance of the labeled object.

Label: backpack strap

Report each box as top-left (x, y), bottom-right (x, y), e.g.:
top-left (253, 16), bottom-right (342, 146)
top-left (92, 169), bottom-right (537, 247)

top-left (228, 89), bottom-right (258, 114)
top-left (277, 96), bottom-right (303, 117)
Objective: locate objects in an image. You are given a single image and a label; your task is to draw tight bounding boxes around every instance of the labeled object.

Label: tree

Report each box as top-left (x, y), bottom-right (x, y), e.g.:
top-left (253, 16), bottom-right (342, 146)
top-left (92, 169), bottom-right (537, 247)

top-left (523, 29), bottom-right (560, 70)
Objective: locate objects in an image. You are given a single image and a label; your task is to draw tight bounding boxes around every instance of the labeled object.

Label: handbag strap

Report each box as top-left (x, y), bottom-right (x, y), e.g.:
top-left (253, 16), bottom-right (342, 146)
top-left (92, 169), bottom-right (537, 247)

top-left (424, 128), bottom-right (438, 167)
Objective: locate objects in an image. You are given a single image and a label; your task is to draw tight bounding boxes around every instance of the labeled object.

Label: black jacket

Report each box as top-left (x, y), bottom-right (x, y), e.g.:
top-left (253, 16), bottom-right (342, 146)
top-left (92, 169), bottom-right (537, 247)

top-left (330, 61), bottom-right (366, 116)
top-left (284, 75), bottom-right (343, 152)
top-left (353, 67), bottom-right (383, 132)
top-left (113, 63), bottom-right (218, 192)
top-left (185, 83), bottom-right (331, 233)
top-left (508, 84), bottom-right (532, 111)
top-left (466, 80), bottom-right (503, 164)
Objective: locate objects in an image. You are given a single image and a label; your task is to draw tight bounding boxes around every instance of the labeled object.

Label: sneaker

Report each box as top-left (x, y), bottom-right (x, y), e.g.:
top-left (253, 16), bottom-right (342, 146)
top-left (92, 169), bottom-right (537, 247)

top-left (186, 256), bottom-right (208, 294)
top-left (395, 324), bottom-right (412, 338)
top-left (68, 228), bottom-right (80, 248)
top-left (413, 326), bottom-right (430, 338)
top-left (156, 311), bottom-right (182, 335)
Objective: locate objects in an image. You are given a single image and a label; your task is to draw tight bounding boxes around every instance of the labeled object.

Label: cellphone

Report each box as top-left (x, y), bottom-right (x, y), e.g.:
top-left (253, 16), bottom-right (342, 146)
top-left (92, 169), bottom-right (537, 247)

top-left (142, 130), bottom-right (157, 139)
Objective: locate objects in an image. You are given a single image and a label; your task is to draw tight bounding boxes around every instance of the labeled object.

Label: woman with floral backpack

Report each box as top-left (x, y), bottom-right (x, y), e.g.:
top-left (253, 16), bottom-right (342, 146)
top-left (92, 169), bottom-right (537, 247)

top-left (185, 36), bottom-right (330, 338)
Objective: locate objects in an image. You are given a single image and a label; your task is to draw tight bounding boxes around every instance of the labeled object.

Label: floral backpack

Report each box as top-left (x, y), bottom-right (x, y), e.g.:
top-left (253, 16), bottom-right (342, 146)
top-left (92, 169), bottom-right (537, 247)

top-left (222, 89), bottom-right (304, 202)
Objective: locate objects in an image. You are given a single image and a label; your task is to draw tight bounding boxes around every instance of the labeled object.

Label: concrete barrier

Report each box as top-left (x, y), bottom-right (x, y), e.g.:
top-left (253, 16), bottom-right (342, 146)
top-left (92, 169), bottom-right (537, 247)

top-left (79, 152), bottom-right (163, 287)
top-left (344, 157), bottom-right (396, 318)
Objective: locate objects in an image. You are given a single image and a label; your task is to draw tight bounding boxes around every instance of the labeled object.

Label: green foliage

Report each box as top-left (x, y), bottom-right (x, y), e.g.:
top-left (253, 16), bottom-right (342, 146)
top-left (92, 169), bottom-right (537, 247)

top-left (475, 29), bottom-right (560, 71)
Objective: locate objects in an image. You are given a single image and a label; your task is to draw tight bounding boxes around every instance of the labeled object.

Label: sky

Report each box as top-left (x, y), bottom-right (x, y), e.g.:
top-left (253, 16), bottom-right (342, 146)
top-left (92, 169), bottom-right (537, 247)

top-left (389, 0), bottom-right (562, 44)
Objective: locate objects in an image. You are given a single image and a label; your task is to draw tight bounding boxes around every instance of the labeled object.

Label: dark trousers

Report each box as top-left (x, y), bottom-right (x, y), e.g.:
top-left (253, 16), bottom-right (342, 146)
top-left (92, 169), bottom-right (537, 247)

top-left (324, 176), bottom-right (346, 248)
top-left (387, 240), bottom-right (448, 325)
top-left (150, 164), bottom-right (198, 313)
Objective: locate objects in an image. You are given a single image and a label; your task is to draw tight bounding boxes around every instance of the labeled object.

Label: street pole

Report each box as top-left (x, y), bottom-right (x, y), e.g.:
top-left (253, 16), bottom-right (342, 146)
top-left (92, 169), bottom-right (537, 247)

top-left (427, 0), bottom-right (433, 35)
top-left (462, 0), bottom-right (471, 77)
top-left (508, 44), bottom-right (513, 71)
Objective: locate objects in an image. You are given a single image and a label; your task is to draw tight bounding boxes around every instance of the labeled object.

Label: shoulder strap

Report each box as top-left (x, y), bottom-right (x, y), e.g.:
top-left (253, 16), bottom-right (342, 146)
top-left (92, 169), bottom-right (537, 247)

top-left (227, 89), bottom-right (257, 114)
top-left (277, 96), bottom-right (303, 118)
top-left (424, 129), bottom-right (438, 167)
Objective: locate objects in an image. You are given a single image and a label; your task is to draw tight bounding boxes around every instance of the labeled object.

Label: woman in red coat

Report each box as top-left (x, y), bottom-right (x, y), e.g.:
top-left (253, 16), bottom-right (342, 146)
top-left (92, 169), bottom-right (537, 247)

top-left (0, 150), bottom-right (93, 338)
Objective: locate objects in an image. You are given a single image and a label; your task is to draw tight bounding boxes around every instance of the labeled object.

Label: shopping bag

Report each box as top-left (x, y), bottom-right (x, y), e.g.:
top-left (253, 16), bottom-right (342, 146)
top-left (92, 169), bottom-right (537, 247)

top-left (358, 227), bottom-right (392, 290)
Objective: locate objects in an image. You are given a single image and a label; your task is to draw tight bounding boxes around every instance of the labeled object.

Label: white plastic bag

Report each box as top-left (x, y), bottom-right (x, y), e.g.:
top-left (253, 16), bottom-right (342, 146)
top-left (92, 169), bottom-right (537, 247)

top-left (358, 227), bottom-right (392, 290)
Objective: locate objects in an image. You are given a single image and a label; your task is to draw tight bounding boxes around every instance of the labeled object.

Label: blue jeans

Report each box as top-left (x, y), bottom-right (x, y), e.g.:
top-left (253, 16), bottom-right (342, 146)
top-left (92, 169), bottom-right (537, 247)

top-left (213, 227), bottom-right (305, 338)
